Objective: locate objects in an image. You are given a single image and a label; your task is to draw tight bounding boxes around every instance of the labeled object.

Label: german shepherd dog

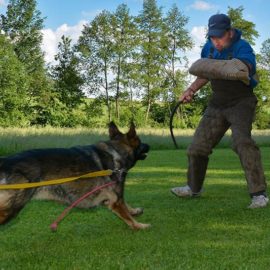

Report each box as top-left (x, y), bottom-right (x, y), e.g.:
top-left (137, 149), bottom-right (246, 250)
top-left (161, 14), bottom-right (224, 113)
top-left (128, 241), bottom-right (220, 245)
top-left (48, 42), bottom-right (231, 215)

top-left (0, 122), bottom-right (150, 230)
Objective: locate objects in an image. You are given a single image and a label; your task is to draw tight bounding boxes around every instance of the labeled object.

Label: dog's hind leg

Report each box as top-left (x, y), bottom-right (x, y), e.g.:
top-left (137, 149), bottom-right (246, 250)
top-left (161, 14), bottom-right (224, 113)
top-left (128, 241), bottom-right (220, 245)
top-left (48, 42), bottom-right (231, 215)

top-left (0, 205), bottom-right (22, 224)
top-left (0, 188), bottom-right (36, 224)
top-left (0, 211), bottom-right (9, 224)
top-left (0, 191), bottom-right (15, 224)
top-left (107, 194), bottom-right (150, 230)
top-left (125, 203), bottom-right (144, 217)
top-left (0, 204), bottom-right (10, 224)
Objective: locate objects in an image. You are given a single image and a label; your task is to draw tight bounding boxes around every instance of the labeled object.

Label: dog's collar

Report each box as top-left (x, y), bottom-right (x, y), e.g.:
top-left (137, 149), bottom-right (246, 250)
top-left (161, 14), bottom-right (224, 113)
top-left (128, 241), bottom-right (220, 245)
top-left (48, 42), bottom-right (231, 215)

top-left (113, 168), bottom-right (127, 174)
top-left (111, 168), bottom-right (127, 182)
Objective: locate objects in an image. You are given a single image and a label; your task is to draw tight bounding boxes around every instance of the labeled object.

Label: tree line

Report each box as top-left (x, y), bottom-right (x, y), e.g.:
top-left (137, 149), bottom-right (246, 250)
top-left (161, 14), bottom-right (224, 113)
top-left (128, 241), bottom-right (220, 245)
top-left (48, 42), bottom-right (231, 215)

top-left (0, 0), bottom-right (269, 128)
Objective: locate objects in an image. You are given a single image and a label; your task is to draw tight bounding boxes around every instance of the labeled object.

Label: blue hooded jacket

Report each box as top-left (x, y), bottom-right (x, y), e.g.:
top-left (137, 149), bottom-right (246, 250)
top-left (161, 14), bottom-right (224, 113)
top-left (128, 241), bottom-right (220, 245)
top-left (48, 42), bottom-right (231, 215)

top-left (201, 29), bottom-right (257, 88)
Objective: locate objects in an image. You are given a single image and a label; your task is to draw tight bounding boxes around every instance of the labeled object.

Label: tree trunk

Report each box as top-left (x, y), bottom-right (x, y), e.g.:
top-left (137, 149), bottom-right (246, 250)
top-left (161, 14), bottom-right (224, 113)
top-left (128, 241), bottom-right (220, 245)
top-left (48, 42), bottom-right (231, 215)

top-left (172, 38), bottom-right (177, 88)
top-left (115, 56), bottom-right (121, 120)
top-left (145, 82), bottom-right (151, 122)
top-left (104, 59), bottom-right (111, 122)
top-left (146, 101), bottom-right (151, 122)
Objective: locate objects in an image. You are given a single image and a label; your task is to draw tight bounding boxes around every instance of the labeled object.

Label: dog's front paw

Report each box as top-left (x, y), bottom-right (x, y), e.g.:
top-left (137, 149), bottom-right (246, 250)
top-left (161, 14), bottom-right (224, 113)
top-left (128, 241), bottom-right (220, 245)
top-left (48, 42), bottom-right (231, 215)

top-left (130, 207), bottom-right (144, 216)
top-left (132, 222), bottom-right (151, 230)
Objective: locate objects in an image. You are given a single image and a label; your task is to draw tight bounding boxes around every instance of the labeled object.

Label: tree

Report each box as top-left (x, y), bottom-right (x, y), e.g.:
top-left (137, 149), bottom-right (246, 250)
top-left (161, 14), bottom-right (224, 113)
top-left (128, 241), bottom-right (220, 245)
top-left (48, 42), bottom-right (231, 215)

top-left (136, 0), bottom-right (166, 122)
top-left (260, 38), bottom-right (270, 71)
top-left (0, 34), bottom-right (30, 126)
top-left (78, 10), bottom-right (114, 121)
top-left (52, 35), bottom-right (84, 109)
top-left (254, 40), bottom-right (270, 129)
top-left (162, 4), bottom-right (192, 122)
top-left (163, 4), bottom-right (192, 89)
top-left (227, 6), bottom-right (259, 46)
top-left (0, 0), bottom-right (54, 125)
top-left (110, 4), bottom-right (138, 120)
top-left (0, 0), bottom-right (45, 73)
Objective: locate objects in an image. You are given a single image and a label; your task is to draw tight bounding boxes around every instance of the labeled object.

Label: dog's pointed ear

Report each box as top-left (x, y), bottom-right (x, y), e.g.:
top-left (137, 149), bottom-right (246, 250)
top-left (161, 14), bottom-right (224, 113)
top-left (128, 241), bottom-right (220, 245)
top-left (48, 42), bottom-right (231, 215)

top-left (127, 121), bottom-right (136, 138)
top-left (108, 121), bottom-right (121, 139)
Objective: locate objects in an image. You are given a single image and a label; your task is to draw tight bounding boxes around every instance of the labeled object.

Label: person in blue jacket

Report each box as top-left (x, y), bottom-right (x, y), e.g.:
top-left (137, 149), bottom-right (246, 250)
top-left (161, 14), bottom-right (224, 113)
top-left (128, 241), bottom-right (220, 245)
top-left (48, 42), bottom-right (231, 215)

top-left (171, 13), bottom-right (268, 208)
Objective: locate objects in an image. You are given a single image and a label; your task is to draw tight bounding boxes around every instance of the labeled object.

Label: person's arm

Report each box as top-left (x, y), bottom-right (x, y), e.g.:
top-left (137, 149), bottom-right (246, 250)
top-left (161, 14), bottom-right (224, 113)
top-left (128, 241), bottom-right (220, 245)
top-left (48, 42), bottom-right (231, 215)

top-left (180, 77), bottom-right (209, 103)
top-left (180, 41), bottom-right (209, 103)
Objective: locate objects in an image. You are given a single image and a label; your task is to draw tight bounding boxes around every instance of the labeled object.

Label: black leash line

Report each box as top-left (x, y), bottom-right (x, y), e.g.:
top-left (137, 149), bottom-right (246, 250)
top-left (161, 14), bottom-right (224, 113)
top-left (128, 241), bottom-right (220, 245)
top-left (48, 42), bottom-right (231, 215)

top-left (169, 100), bottom-right (183, 149)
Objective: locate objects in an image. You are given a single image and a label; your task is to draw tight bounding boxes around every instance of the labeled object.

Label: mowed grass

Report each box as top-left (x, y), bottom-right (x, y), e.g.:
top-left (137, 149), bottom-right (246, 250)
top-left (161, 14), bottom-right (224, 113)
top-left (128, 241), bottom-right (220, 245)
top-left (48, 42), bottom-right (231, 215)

top-left (0, 128), bottom-right (270, 269)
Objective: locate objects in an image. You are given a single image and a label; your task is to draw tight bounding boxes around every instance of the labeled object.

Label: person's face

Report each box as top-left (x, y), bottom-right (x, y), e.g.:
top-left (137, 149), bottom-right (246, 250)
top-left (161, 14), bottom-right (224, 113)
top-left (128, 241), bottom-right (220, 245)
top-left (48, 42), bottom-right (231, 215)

top-left (210, 30), bottom-right (233, 51)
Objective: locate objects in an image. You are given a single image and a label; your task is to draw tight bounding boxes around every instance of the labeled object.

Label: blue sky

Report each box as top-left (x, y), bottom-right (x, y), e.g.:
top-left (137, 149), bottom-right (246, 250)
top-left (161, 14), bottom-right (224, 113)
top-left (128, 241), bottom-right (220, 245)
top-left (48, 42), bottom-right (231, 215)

top-left (1, 0), bottom-right (269, 63)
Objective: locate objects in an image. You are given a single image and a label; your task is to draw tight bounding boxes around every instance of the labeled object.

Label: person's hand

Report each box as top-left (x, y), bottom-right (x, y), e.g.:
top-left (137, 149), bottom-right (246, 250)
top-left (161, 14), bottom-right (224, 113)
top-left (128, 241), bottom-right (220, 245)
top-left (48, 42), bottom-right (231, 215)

top-left (179, 87), bottom-right (195, 103)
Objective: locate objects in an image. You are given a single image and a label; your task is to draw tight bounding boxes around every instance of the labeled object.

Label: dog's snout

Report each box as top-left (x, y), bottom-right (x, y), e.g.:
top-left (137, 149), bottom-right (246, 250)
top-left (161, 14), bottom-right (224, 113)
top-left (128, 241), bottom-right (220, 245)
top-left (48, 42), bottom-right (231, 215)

top-left (142, 143), bottom-right (150, 153)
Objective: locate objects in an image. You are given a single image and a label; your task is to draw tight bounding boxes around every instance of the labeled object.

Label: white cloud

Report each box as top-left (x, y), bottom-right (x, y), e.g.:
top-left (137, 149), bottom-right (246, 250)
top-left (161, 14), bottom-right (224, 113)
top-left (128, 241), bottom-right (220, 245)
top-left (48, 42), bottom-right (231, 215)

top-left (41, 20), bottom-right (87, 64)
top-left (188, 1), bottom-right (217, 11)
top-left (185, 26), bottom-right (207, 65)
top-left (0, 0), bottom-right (6, 7)
top-left (191, 26), bottom-right (207, 44)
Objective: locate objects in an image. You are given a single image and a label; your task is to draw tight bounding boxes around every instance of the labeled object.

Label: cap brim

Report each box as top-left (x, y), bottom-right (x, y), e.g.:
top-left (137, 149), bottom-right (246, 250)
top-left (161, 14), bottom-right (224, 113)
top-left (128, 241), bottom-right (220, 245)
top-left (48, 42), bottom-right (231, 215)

top-left (207, 29), bottom-right (226, 38)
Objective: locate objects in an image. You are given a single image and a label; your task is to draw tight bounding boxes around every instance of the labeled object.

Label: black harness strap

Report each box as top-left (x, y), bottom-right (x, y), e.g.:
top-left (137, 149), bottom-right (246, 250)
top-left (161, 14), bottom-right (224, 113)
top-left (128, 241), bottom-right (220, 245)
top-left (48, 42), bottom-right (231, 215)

top-left (209, 47), bottom-right (214, 59)
top-left (169, 100), bottom-right (183, 149)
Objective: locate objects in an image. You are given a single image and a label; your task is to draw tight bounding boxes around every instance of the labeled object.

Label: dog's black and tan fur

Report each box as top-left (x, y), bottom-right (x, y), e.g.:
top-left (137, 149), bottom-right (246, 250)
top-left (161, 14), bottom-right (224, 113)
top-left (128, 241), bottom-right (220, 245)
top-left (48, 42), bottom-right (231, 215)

top-left (0, 122), bottom-right (150, 229)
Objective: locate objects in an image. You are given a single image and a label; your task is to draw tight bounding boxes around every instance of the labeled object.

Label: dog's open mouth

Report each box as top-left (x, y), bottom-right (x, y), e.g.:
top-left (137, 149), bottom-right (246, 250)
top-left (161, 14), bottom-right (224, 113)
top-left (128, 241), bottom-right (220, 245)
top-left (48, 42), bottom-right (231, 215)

top-left (140, 153), bottom-right (148, 160)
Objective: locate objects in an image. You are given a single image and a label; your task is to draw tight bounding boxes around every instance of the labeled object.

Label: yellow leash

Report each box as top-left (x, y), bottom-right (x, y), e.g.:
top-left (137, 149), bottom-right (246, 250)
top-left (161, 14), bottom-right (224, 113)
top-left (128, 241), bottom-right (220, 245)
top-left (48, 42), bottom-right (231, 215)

top-left (0, 169), bottom-right (113, 190)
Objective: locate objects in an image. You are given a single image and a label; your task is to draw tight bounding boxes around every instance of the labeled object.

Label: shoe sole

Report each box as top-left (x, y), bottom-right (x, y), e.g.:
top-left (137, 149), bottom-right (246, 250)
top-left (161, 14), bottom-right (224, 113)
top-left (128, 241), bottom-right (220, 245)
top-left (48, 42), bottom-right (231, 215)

top-left (248, 203), bottom-right (268, 209)
top-left (170, 189), bottom-right (201, 198)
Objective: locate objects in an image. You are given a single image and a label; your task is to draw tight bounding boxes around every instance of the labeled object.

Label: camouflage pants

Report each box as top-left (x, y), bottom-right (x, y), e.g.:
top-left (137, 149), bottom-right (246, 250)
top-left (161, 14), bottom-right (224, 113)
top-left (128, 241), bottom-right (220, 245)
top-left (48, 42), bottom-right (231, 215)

top-left (187, 95), bottom-right (267, 195)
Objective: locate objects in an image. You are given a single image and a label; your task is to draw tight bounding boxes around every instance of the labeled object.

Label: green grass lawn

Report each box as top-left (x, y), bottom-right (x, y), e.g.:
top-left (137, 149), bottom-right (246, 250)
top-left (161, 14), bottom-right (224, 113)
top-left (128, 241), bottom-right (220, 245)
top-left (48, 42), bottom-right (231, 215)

top-left (1, 147), bottom-right (270, 269)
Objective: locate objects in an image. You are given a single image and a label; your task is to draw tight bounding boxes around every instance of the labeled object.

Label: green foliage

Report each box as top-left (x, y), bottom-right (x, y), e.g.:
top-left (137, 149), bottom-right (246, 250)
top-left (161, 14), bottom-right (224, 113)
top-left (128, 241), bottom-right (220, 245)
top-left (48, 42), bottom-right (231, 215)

top-left (136, 0), bottom-right (166, 122)
top-left (150, 103), bottom-right (166, 124)
top-left (163, 4), bottom-right (192, 91)
top-left (0, 35), bottom-right (30, 126)
top-left (52, 35), bottom-right (85, 109)
top-left (252, 38), bottom-right (270, 129)
top-left (0, 0), bottom-right (55, 126)
top-left (227, 6), bottom-right (259, 46)
top-left (110, 4), bottom-right (138, 120)
top-left (254, 57), bottom-right (270, 129)
top-left (0, 2), bottom-right (269, 129)
top-left (78, 10), bottom-right (114, 121)
top-left (260, 38), bottom-right (270, 71)
top-left (76, 1), bottom-right (192, 126)
top-left (0, 0), bottom-right (45, 73)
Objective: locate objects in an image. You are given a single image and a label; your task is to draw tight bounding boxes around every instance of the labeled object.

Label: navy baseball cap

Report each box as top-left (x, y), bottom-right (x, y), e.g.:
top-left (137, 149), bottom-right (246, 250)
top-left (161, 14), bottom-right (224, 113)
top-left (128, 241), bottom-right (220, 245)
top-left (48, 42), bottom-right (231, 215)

top-left (207, 14), bottom-right (231, 38)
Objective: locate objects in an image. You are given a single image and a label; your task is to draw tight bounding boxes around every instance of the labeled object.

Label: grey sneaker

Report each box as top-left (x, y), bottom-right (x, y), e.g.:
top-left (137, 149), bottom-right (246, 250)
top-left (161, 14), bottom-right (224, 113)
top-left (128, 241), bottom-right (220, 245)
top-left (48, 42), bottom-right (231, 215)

top-left (248, 195), bottom-right (269, 209)
top-left (171, 185), bottom-right (202, 197)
